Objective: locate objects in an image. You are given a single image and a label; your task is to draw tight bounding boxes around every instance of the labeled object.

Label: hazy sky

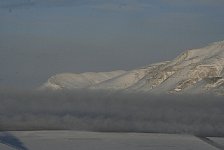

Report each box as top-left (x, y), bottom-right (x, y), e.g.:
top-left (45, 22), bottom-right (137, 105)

top-left (1, 0), bottom-right (224, 88)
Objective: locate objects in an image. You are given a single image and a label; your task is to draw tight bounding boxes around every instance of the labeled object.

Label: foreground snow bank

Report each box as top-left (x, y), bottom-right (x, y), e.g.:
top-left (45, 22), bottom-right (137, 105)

top-left (0, 131), bottom-right (222, 150)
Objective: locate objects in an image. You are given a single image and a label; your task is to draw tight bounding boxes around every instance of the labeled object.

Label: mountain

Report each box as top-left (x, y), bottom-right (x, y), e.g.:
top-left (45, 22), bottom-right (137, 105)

top-left (40, 40), bottom-right (224, 95)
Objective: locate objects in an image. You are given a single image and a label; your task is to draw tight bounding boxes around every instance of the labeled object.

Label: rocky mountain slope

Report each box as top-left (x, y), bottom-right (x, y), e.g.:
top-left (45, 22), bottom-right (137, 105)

top-left (40, 40), bottom-right (224, 95)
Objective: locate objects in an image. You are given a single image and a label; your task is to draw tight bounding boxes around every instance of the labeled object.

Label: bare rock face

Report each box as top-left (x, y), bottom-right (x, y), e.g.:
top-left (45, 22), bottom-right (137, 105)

top-left (40, 40), bottom-right (224, 95)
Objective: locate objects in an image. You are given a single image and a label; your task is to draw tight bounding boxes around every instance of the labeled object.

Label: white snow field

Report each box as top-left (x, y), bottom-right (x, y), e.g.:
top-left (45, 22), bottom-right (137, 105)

top-left (41, 40), bottom-right (224, 95)
top-left (0, 131), bottom-right (223, 150)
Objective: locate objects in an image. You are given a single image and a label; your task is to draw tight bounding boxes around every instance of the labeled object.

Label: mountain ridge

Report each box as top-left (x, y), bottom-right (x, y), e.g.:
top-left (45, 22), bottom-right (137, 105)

top-left (40, 40), bottom-right (224, 95)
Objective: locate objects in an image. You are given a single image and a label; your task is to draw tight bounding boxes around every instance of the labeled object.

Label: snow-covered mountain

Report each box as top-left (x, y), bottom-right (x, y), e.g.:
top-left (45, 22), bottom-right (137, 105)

top-left (41, 40), bottom-right (224, 94)
top-left (40, 70), bottom-right (126, 90)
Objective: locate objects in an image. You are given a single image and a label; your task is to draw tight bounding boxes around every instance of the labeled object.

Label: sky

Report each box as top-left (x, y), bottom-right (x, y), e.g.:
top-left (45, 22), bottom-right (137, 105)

top-left (0, 0), bottom-right (224, 88)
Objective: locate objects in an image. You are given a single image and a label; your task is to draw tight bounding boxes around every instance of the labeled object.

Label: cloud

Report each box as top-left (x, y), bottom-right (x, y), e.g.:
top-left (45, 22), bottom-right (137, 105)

top-left (0, 88), bottom-right (224, 137)
top-left (1, 0), bottom-right (223, 13)
top-left (0, 0), bottom-right (35, 9)
top-left (0, 0), bottom-right (83, 9)
top-left (0, 0), bottom-right (154, 11)
top-left (1, 0), bottom-right (224, 9)
top-left (157, 0), bottom-right (224, 5)
top-left (90, 3), bottom-right (142, 12)
top-left (88, 0), bottom-right (154, 12)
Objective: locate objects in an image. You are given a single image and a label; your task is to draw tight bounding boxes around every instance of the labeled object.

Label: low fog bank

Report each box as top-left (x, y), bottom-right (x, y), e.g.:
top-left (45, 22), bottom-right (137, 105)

top-left (0, 88), bottom-right (224, 137)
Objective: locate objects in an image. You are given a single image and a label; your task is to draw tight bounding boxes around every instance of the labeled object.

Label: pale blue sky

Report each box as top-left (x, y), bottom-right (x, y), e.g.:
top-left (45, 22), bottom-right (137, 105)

top-left (0, 0), bottom-right (224, 88)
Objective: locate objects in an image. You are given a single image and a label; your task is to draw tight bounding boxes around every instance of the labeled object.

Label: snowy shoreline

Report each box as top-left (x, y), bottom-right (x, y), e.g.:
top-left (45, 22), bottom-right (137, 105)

top-left (1, 130), bottom-right (224, 150)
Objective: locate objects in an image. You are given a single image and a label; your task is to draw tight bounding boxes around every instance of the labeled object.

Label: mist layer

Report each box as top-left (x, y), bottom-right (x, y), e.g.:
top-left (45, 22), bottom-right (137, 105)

top-left (0, 89), bottom-right (224, 136)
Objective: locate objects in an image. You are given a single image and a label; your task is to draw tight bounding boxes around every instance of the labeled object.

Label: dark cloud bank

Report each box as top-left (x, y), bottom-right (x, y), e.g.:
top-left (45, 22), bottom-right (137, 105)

top-left (0, 89), bottom-right (224, 137)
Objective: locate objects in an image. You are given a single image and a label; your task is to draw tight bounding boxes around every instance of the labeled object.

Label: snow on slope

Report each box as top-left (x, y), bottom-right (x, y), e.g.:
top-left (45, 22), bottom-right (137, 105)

top-left (40, 70), bottom-right (126, 90)
top-left (41, 40), bottom-right (224, 94)
top-left (90, 61), bottom-right (169, 90)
